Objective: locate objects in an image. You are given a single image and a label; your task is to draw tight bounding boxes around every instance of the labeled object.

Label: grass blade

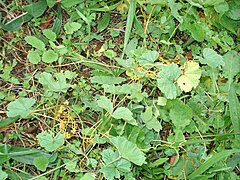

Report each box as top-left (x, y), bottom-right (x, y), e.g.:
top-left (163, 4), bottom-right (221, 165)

top-left (188, 149), bottom-right (240, 179)
top-left (52, 3), bottom-right (62, 37)
top-left (123, 0), bottom-right (136, 55)
top-left (0, 117), bottom-right (19, 128)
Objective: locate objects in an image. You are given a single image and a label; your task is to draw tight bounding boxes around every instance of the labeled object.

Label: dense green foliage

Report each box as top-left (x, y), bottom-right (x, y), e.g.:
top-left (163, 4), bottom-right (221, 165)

top-left (0, 0), bottom-right (240, 179)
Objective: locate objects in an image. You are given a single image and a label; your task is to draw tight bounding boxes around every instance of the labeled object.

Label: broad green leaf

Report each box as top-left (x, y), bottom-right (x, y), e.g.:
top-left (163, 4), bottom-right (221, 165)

top-left (214, 1), bottom-right (229, 14)
top-left (25, 36), bottom-right (46, 51)
top-left (27, 50), bottom-right (41, 64)
top-left (64, 22), bottom-right (81, 34)
top-left (124, 38), bottom-right (138, 55)
top-left (103, 83), bottom-right (142, 94)
top-left (0, 14), bottom-right (32, 31)
top-left (157, 64), bottom-right (181, 99)
top-left (223, 51), bottom-right (240, 86)
top-left (37, 72), bottom-right (71, 92)
top-left (141, 106), bottom-right (161, 132)
top-left (103, 83), bottom-right (146, 102)
top-left (43, 29), bottom-right (56, 41)
top-left (24, 0), bottom-right (48, 17)
top-left (100, 149), bottom-right (131, 180)
top-left (112, 107), bottom-right (137, 125)
top-left (97, 96), bottom-right (113, 114)
top-left (169, 101), bottom-right (193, 129)
top-left (229, 85), bottom-right (240, 146)
top-left (112, 107), bottom-right (133, 120)
top-left (98, 13), bottom-right (110, 32)
top-left (47, 0), bottom-right (55, 8)
top-left (7, 98), bottom-right (36, 118)
top-left (168, 0), bottom-right (183, 23)
top-left (199, 48), bottom-right (225, 68)
top-left (90, 76), bottom-right (126, 85)
top-left (177, 61), bottom-right (202, 92)
top-left (33, 156), bottom-right (49, 172)
top-left (42, 50), bottom-right (58, 63)
top-left (110, 136), bottom-right (146, 166)
top-left (115, 57), bottom-right (134, 69)
top-left (226, 1), bottom-right (240, 20)
top-left (138, 50), bottom-right (159, 66)
top-left (157, 97), bottom-right (167, 106)
top-left (203, 0), bottom-right (224, 6)
top-left (80, 173), bottom-right (95, 180)
top-left (37, 131), bottom-right (64, 152)
top-left (188, 149), bottom-right (240, 179)
top-left (189, 23), bottom-right (204, 42)
top-left (219, 14), bottom-right (238, 34)
top-left (64, 159), bottom-right (80, 173)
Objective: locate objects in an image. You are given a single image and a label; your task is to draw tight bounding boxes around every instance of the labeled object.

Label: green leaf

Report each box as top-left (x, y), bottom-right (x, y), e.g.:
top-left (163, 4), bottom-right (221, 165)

top-left (64, 159), bottom-right (80, 173)
top-left (43, 29), bottom-right (56, 41)
top-left (37, 72), bottom-right (71, 92)
top-left (42, 50), bottom-right (58, 63)
top-left (27, 50), bottom-right (41, 64)
top-left (24, 0), bottom-right (48, 17)
top-left (157, 97), bottom-right (167, 106)
top-left (25, 36), bottom-right (46, 51)
top-left (97, 96), bottom-right (113, 114)
top-left (80, 173), bottom-right (95, 180)
top-left (37, 131), bottom-right (64, 152)
top-left (98, 13), bottom-right (110, 32)
top-left (147, 158), bottom-right (169, 168)
top-left (214, 1), bottom-right (229, 14)
top-left (229, 85), bottom-right (240, 146)
top-left (52, 4), bottom-right (62, 36)
top-left (138, 50), bottom-right (159, 66)
top-left (157, 64), bottom-right (181, 99)
top-left (64, 22), bottom-right (81, 34)
top-left (110, 136), bottom-right (146, 166)
top-left (62, 0), bottom-right (82, 8)
top-left (0, 14), bottom-right (32, 31)
top-left (123, 0), bottom-right (136, 53)
top-left (168, 0), bottom-right (183, 23)
top-left (90, 76), bottom-right (126, 85)
top-left (188, 149), bottom-right (240, 179)
top-left (223, 51), bottom-right (240, 86)
top-left (219, 14), bottom-right (238, 34)
top-left (47, 0), bottom-right (55, 8)
top-left (177, 61), bottom-right (202, 92)
top-left (0, 169), bottom-right (8, 180)
top-left (112, 107), bottom-right (133, 121)
top-left (7, 98), bottom-right (36, 118)
top-left (226, 1), bottom-right (240, 20)
top-left (112, 107), bottom-right (137, 125)
top-left (169, 101), bottom-right (193, 129)
top-left (199, 48), bottom-right (225, 68)
top-left (141, 106), bottom-right (161, 132)
top-left (0, 117), bottom-right (19, 128)
top-left (189, 23), bottom-right (204, 42)
top-left (33, 156), bottom-right (49, 172)
top-left (100, 149), bottom-right (131, 180)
